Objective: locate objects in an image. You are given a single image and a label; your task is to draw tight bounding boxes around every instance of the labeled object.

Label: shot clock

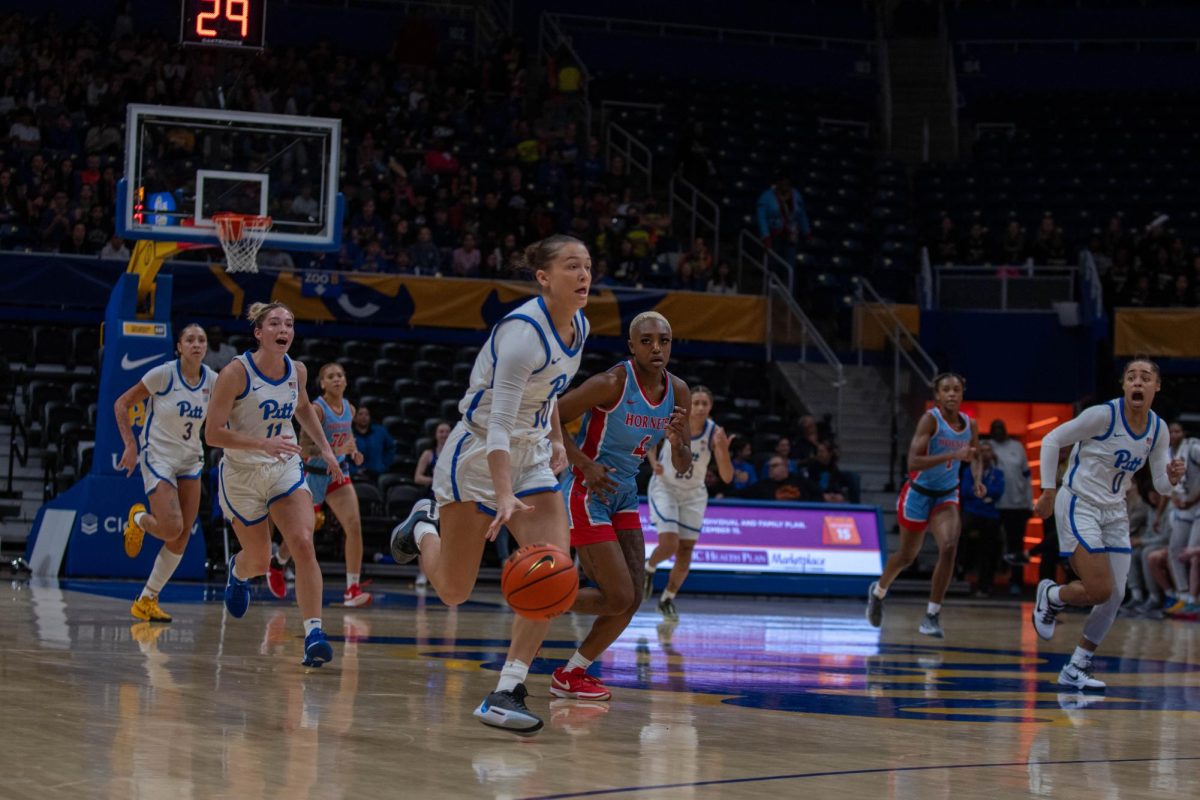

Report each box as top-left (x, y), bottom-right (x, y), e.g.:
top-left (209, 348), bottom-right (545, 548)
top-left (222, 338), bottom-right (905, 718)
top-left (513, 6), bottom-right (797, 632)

top-left (180, 0), bottom-right (267, 50)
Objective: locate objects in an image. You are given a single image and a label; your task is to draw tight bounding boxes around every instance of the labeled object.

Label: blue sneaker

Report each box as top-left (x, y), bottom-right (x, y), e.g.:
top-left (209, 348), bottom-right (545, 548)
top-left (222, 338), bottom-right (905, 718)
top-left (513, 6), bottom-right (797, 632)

top-left (302, 628), bottom-right (334, 667)
top-left (224, 554), bottom-right (251, 618)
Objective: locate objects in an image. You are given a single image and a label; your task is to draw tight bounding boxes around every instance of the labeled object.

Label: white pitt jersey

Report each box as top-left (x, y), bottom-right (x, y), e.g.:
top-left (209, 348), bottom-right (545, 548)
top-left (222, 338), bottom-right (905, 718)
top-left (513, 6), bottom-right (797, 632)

top-left (656, 418), bottom-right (715, 493)
top-left (1062, 398), bottom-right (1165, 510)
top-left (459, 296), bottom-right (588, 446)
top-left (139, 360), bottom-right (217, 463)
top-left (1169, 436), bottom-right (1200, 513)
top-left (222, 352), bottom-right (300, 468)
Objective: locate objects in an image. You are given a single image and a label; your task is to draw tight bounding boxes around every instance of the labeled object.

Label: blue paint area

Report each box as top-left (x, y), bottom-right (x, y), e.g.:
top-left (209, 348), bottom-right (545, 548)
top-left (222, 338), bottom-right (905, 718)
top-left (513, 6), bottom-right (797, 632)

top-left (354, 629), bottom-right (1200, 724)
top-left (59, 579), bottom-right (502, 611)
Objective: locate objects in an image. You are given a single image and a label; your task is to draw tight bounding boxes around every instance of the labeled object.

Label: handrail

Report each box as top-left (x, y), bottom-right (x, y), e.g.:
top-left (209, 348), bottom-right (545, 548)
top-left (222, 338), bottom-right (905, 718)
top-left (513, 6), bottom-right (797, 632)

top-left (606, 122), bottom-right (653, 196)
top-left (736, 229), bottom-right (794, 297)
top-left (6, 403), bottom-right (28, 497)
top-left (538, 13), bottom-right (593, 136)
top-left (854, 277), bottom-right (938, 386)
top-left (853, 276), bottom-right (938, 490)
top-left (669, 175), bottom-right (721, 263)
top-left (547, 12), bottom-right (874, 50)
top-left (919, 246), bottom-right (934, 310)
top-left (957, 37), bottom-right (1200, 51)
top-left (765, 274), bottom-right (843, 435)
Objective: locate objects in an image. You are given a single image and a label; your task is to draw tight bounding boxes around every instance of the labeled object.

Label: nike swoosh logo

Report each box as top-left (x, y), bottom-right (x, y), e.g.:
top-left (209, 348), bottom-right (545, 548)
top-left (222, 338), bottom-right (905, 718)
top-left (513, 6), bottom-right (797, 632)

top-left (524, 554), bottom-right (556, 577)
top-left (550, 357), bottom-right (562, 365)
top-left (121, 353), bottom-right (165, 371)
top-left (253, 385), bottom-right (264, 391)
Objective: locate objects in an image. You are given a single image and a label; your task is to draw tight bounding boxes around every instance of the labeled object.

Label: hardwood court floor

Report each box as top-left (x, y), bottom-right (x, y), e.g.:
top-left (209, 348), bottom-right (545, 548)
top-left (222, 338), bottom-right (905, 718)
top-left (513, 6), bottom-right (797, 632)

top-left (3, 577), bottom-right (1199, 799)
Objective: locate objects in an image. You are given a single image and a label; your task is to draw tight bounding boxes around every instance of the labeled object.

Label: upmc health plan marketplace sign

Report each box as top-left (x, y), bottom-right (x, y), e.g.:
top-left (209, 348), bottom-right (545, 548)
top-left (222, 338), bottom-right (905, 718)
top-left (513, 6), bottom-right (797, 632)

top-left (640, 500), bottom-right (884, 577)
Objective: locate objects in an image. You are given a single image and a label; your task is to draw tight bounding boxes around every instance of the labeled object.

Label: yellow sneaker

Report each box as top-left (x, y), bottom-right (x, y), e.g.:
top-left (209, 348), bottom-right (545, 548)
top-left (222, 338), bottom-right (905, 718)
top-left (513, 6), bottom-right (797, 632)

top-left (131, 595), bottom-right (172, 623)
top-left (124, 503), bottom-right (146, 558)
top-left (1164, 598), bottom-right (1188, 615)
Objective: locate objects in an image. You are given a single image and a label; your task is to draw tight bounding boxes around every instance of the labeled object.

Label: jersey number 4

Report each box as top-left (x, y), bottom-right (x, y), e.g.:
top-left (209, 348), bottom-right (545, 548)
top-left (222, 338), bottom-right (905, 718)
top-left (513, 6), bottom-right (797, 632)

top-left (632, 435), bottom-right (652, 458)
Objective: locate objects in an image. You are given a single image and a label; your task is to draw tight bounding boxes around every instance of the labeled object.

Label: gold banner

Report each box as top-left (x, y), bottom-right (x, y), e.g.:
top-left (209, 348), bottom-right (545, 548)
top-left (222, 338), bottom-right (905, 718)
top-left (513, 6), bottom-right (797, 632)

top-left (853, 303), bottom-right (920, 351)
top-left (267, 273), bottom-right (767, 343)
top-left (1115, 309), bottom-right (1200, 357)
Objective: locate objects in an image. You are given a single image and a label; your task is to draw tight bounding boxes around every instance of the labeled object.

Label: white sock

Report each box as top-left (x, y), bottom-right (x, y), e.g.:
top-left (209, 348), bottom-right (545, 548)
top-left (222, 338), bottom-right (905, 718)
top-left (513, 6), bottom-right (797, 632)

top-left (1130, 588), bottom-right (1145, 602)
top-left (414, 521), bottom-right (438, 547)
top-left (231, 556), bottom-right (249, 582)
top-left (873, 583), bottom-right (888, 599)
top-left (303, 617), bottom-right (322, 636)
top-left (1071, 645), bottom-right (1093, 666)
top-left (143, 548), bottom-right (183, 596)
top-left (926, 602), bottom-right (941, 616)
top-left (347, 572), bottom-right (359, 589)
top-left (660, 589), bottom-right (676, 602)
top-left (1182, 593), bottom-right (1195, 604)
top-left (496, 658), bottom-right (529, 693)
top-left (1049, 585), bottom-right (1064, 607)
top-left (566, 651), bottom-right (592, 672)
top-left (133, 510), bottom-right (147, 529)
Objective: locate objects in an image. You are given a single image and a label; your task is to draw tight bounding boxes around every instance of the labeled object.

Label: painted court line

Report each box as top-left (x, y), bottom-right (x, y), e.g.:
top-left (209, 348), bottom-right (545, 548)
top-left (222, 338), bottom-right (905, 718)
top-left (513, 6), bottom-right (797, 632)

top-left (520, 755), bottom-right (1200, 799)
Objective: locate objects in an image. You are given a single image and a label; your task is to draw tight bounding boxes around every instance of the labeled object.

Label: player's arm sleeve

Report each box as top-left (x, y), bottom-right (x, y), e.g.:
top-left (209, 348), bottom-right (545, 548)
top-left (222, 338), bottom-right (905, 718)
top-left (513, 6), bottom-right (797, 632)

top-left (1039, 404), bottom-right (1112, 490)
top-left (140, 362), bottom-right (171, 395)
top-left (1148, 419), bottom-right (1175, 496)
top-left (486, 321), bottom-right (549, 454)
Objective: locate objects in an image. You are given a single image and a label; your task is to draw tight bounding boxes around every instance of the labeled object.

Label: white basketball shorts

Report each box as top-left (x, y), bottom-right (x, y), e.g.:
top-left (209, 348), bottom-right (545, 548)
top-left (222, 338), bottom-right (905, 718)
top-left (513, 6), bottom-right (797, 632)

top-left (1056, 489), bottom-right (1131, 557)
top-left (432, 421), bottom-right (559, 514)
top-left (218, 456), bottom-right (310, 526)
top-left (647, 475), bottom-right (707, 541)
top-left (140, 447), bottom-right (204, 495)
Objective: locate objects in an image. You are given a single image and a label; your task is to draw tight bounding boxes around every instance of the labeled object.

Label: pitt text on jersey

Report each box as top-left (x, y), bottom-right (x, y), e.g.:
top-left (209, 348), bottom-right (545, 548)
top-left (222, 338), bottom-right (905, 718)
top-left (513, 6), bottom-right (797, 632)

top-left (259, 399), bottom-right (295, 420)
top-left (176, 401), bottom-right (205, 419)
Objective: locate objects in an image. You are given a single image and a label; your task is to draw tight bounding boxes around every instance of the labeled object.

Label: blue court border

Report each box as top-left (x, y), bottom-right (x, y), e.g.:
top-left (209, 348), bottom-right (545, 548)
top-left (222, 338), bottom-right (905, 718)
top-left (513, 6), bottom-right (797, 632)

top-left (519, 755), bottom-right (1200, 800)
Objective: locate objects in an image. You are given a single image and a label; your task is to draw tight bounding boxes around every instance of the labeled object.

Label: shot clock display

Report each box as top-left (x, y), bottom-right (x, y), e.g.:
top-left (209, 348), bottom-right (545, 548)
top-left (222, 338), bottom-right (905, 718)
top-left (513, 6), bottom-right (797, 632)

top-left (180, 0), bottom-right (266, 50)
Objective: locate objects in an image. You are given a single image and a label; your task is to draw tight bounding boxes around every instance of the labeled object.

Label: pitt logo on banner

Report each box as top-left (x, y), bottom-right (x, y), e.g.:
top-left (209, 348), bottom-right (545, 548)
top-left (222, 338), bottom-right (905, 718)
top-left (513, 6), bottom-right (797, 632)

top-left (822, 516), bottom-right (861, 546)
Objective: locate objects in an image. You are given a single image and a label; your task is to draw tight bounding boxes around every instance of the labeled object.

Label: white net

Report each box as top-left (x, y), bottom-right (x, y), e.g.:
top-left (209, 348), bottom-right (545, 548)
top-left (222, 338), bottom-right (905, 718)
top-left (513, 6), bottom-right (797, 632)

top-left (214, 213), bottom-right (273, 273)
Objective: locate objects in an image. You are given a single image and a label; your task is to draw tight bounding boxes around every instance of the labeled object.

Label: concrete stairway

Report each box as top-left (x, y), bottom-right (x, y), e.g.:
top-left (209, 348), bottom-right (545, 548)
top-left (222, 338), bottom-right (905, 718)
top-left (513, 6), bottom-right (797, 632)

top-left (0, 421), bottom-right (46, 551)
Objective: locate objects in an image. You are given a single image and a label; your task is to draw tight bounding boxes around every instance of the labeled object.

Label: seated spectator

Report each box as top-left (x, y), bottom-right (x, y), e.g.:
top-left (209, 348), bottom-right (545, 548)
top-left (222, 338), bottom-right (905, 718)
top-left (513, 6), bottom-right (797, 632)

top-left (678, 236), bottom-right (714, 283)
top-left (1165, 273), bottom-right (1194, 307)
top-left (204, 326), bottom-right (238, 372)
top-left (962, 223), bottom-right (989, 265)
top-left (934, 216), bottom-right (959, 264)
top-left (708, 260), bottom-right (738, 295)
top-left (408, 226), bottom-right (443, 275)
top-left (957, 441), bottom-right (1004, 597)
top-left (414, 421), bottom-right (452, 496)
top-left (60, 221), bottom-right (95, 255)
top-left (591, 257), bottom-right (617, 289)
top-left (807, 441), bottom-right (853, 504)
top-left (99, 233), bottom-right (130, 261)
top-left (352, 405), bottom-right (396, 478)
top-left (1125, 474), bottom-right (1169, 614)
top-left (729, 436), bottom-right (758, 491)
top-left (770, 436), bottom-right (799, 475)
top-left (998, 219), bottom-right (1027, 266)
top-left (1030, 214), bottom-right (1068, 266)
top-left (740, 454), bottom-right (818, 502)
top-left (671, 259), bottom-right (705, 292)
top-left (793, 415), bottom-right (821, 462)
top-left (450, 233), bottom-right (481, 277)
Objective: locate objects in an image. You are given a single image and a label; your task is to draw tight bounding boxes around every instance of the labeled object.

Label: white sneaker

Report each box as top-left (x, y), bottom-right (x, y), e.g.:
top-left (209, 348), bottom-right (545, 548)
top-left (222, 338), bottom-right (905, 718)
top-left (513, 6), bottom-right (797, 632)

top-left (1032, 579), bottom-right (1061, 641)
top-left (1058, 660), bottom-right (1106, 691)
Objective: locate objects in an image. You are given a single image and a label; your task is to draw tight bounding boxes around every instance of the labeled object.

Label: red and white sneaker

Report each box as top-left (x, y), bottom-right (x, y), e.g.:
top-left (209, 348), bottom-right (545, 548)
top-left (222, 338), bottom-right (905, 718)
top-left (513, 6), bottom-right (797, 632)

top-left (549, 667), bottom-right (612, 701)
top-left (266, 562), bottom-right (287, 599)
top-left (343, 583), bottom-right (373, 607)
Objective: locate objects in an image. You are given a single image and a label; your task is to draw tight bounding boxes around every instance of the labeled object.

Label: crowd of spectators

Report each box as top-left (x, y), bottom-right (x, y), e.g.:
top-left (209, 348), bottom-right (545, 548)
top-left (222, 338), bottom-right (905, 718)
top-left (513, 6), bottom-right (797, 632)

top-left (0, 11), bottom-right (741, 295)
top-left (928, 210), bottom-right (1200, 309)
top-left (716, 415), bottom-right (857, 504)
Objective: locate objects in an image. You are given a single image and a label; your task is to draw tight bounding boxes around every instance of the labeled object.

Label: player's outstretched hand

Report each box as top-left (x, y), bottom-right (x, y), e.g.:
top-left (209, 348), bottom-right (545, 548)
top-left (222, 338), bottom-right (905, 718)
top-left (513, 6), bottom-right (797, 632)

top-left (1168, 458), bottom-right (1186, 485)
top-left (487, 494), bottom-right (532, 541)
top-left (118, 443), bottom-right (139, 477)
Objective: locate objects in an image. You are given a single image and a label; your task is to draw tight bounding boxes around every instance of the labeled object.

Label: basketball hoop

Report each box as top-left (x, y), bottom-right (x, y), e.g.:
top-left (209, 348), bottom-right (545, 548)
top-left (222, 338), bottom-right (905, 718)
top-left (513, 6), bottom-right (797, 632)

top-left (213, 212), bottom-right (272, 273)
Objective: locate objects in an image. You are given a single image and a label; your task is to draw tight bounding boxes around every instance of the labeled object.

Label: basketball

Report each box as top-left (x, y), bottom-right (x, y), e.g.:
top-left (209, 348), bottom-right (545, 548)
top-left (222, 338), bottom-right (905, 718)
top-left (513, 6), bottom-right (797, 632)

top-left (501, 544), bottom-right (579, 620)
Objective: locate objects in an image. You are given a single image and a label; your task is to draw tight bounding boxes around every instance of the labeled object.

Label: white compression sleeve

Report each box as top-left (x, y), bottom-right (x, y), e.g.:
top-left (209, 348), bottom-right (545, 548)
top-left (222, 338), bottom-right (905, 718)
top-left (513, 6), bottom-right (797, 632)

top-left (1147, 417), bottom-right (1174, 496)
top-left (485, 320), bottom-right (548, 454)
top-left (1039, 405), bottom-right (1113, 489)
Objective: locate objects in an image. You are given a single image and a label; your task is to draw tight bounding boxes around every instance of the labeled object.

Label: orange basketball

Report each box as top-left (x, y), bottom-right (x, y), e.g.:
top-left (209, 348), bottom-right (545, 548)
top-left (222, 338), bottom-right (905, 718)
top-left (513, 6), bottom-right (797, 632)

top-left (501, 543), bottom-right (578, 620)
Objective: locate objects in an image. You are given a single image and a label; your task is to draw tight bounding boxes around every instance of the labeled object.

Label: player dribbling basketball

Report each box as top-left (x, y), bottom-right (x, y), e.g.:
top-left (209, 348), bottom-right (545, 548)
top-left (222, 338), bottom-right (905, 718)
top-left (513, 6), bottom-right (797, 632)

top-left (390, 234), bottom-right (590, 735)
